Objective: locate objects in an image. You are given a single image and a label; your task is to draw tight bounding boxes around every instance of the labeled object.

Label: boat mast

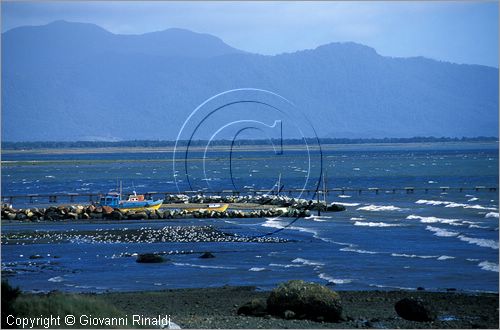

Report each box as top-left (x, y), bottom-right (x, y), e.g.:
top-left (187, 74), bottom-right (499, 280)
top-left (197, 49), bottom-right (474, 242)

top-left (277, 173), bottom-right (281, 196)
top-left (323, 170), bottom-right (327, 204)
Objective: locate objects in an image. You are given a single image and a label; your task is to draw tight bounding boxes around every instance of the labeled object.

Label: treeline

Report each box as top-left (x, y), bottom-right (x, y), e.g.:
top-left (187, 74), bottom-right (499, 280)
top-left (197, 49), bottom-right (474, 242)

top-left (1, 136), bottom-right (497, 150)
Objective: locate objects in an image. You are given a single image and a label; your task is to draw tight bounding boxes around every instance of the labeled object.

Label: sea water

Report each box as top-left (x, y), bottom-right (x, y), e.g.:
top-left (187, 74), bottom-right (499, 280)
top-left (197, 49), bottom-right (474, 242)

top-left (1, 142), bottom-right (498, 292)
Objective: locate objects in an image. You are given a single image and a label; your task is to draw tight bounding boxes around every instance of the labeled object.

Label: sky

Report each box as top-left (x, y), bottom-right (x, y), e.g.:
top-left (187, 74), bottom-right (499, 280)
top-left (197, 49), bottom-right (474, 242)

top-left (1, 1), bottom-right (498, 67)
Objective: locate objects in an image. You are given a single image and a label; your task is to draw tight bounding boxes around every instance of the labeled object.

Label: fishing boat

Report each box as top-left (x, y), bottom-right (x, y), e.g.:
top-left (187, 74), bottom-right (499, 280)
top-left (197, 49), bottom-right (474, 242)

top-left (184, 203), bottom-right (229, 213)
top-left (99, 191), bottom-right (163, 212)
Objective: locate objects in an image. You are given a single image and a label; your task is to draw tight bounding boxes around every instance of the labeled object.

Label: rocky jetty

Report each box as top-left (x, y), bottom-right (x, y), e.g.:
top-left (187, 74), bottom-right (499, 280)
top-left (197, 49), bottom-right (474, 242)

top-left (165, 194), bottom-right (346, 212)
top-left (1, 202), bottom-right (315, 222)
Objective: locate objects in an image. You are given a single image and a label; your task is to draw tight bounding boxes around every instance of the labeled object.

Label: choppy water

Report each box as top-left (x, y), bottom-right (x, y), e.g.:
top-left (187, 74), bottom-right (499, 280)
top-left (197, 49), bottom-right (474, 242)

top-left (1, 142), bottom-right (498, 293)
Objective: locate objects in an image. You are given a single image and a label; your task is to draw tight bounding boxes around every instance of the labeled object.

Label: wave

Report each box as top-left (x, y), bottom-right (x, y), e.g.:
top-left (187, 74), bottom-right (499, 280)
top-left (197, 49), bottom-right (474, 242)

top-left (369, 284), bottom-right (415, 291)
top-left (354, 221), bottom-right (401, 227)
top-left (437, 255), bottom-right (455, 260)
top-left (357, 205), bottom-right (403, 212)
top-left (469, 224), bottom-right (490, 229)
top-left (340, 247), bottom-right (378, 254)
top-left (391, 253), bottom-right (438, 259)
top-left (425, 226), bottom-right (459, 237)
top-left (485, 212), bottom-right (499, 218)
top-left (262, 218), bottom-right (317, 234)
top-left (249, 267), bottom-right (266, 272)
top-left (457, 235), bottom-right (498, 249)
top-left (468, 197), bottom-right (479, 202)
top-left (48, 276), bottom-right (64, 283)
top-left (292, 258), bottom-right (325, 267)
top-left (318, 273), bottom-right (352, 284)
top-left (416, 199), bottom-right (497, 211)
top-left (337, 195), bottom-right (351, 198)
top-left (334, 202), bottom-right (360, 207)
top-left (406, 214), bottom-right (462, 226)
top-left (478, 261), bottom-right (499, 272)
top-left (269, 263), bottom-right (304, 268)
top-left (350, 217), bottom-right (365, 221)
top-left (173, 262), bottom-right (236, 270)
top-left (304, 215), bottom-right (331, 222)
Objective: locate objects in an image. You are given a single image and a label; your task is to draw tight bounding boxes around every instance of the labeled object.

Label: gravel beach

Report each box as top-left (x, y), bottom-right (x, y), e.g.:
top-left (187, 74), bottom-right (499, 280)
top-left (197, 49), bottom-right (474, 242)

top-left (94, 286), bottom-right (499, 329)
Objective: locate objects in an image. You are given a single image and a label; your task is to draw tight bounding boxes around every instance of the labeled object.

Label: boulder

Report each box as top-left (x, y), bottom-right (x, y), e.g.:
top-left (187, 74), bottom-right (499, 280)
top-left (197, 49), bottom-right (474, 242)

top-left (283, 310), bottom-right (296, 319)
top-left (394, 297), bottom-right (436, 322)
top-left (29, 254), bottom-right (43, 259)
top-left (237, 298), bottom-right (268, 316)
top-left (136, 253), bottom-right (166, 263)
top-left (199, 252), bottom-right (215, 259)
top-left (102, 206), bottom-right (114, 214)
top-left (129, 212), bottom-right (148, 220)
top-left (327, 204), bottom-right (346, 212)
top-left (89, 212), bottom-right (103, 219)
top-left (109, 211), bottom-right (123, 220)
top-left (267, 280), bottom-right (343, 322)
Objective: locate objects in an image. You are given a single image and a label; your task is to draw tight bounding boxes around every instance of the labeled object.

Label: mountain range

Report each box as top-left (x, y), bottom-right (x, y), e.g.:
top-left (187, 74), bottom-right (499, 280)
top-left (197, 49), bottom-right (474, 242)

top-left (2, 20), bottom-right (498, 141)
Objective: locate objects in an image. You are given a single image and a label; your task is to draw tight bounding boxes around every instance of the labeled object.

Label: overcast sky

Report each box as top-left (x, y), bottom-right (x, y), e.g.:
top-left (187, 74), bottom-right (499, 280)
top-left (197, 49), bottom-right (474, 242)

top-left (2, 1), bottom-right (498, 67)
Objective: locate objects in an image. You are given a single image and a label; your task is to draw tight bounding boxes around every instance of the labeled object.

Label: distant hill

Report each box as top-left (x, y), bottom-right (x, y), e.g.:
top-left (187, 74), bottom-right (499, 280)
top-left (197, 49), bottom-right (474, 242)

top-left (2, 21), bottom-right (498, 141)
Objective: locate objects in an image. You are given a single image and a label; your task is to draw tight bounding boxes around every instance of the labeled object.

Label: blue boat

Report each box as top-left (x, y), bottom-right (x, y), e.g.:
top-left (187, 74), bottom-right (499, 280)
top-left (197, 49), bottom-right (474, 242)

top-left (99, 192), bottom-right (163, 212)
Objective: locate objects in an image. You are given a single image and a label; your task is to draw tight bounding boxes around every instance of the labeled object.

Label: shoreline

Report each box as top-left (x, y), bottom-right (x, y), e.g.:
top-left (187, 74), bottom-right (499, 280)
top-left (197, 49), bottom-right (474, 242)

top-left (2, 141), bottom-right (498, 155)
top-left (17, 285), bottom-right (499, 328)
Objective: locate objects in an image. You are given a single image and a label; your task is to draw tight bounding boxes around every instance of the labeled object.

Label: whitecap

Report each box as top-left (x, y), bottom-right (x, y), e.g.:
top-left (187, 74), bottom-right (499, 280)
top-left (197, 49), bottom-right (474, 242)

top-left (48, 276), bottom-right (64, 283)
top-left (416, 199), bottom-right (448, 206)
top-left (406, 215), bottom-right (462, 226)
top-left (304, 215), bottom-right (331, 222)
top-left (478, 261), bottom-right (499, 272)
top-left (468, 197), bottom-right (479, 202)
top-left (173, 262), bottom-right (236, 269)
top-left (485, 212), bottom-right (499, 218)
top-left (425, 226), bottom-right (459, 237)
top-left (269, 263), bottom-right (304, 268)
top-left (391, 253), bottom-right (438, 259)
top-left (437, 255), bottom-right (455, 260)
top-left (469, 224), bottom-right (490, 229)
top-left (354, 221), bottom-right (401, 227)
top-left (340, 247), bottom-right (378, 254)
top-left (463, 204), bottom-right (497, 211)
top-left (357, 205), bottom-right (402, 212)
top-left (350, 217), bottom-right (365, 221)
top-left (292, 258), bottom-right (325, 266)
top-left (416, 199), bottom-right (497, 211)
top-left (369, 284), bottom-right (415, 291)
top-left (249, 267), bottom-right (266, 272)
top-left (318, 273), bottom-right (352, 284)
top-left (457, 235), bottom-right (498, 249)
top-left (338, 195), bottom-right (351, 198)
top-left (334, 202), bottom-right (360, 207)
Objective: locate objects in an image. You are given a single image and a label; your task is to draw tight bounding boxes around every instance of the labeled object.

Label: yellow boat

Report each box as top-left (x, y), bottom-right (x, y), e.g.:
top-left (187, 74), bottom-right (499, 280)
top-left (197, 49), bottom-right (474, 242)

top-left (99, 192), bottom-right (163, 212)
top-left (184, 203), bottom-right (229, 213)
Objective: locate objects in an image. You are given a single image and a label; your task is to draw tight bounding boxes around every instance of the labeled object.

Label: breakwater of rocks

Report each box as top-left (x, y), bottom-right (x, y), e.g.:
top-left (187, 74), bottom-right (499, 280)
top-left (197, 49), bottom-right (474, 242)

top-left (165, 194), bottom-right (346, 212)
top-left (1, 204), bottom-right (313, 222)
top-left (1, 194), bottom-right (345, 222)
